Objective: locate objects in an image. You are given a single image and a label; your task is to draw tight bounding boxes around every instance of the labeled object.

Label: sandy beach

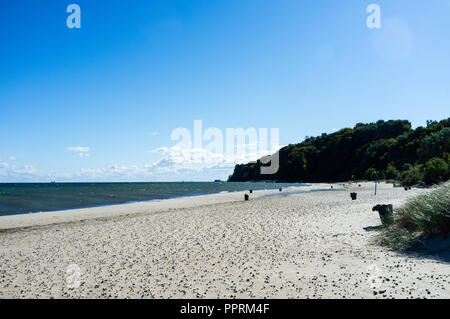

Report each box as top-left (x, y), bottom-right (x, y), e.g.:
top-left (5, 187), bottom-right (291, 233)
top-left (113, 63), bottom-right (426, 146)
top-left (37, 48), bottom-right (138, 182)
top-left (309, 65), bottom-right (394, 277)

top-left (0, 182), bottom-right (449, 299)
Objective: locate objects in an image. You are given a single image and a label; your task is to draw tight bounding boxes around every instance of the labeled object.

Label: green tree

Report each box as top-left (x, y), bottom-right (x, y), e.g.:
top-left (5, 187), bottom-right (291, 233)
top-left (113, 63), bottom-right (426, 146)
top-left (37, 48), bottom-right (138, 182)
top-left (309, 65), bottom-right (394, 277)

top-left (287, 148), bottom-right (307, 181)
top-left (401, 166), bottom-right (423, 186)
top-left (423, 158), bottom-right (448, 184)
top-left (386, 163), bottom-right (400, 180)
top-left (228, 118), bottom-right (450, 184)
top-left (401, 163), bottom-right (412, 171)
top-left (365, 168), bottom-right (377, 181)
top-left (417, 127), bottom-right (450, 161)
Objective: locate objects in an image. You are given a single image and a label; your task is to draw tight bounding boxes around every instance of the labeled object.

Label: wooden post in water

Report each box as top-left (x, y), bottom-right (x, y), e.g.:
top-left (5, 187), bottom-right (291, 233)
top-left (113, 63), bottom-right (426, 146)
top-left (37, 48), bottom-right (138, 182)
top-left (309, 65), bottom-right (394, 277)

top-left (375, 171), bottom-right (378, 196)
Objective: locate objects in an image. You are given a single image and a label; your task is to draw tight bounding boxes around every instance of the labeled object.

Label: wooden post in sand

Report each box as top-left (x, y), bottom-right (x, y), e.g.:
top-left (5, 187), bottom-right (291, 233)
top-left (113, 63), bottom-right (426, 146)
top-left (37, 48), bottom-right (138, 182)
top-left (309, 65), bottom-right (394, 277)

top-left (375, 171), bottom-right (378, 195)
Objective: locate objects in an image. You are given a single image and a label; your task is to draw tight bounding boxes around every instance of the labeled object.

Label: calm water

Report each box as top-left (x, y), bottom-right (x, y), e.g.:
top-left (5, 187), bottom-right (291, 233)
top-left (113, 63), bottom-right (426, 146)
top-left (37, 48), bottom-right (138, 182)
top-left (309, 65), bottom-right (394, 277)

top-left (0, 182), bottom-right (306, 216)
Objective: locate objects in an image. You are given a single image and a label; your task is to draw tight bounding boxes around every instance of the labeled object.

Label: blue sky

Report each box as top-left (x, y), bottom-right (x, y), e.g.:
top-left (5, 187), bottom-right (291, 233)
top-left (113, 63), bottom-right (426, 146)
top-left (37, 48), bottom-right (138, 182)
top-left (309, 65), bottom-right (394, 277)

top-left (1, 0), bottom-right (449, 182)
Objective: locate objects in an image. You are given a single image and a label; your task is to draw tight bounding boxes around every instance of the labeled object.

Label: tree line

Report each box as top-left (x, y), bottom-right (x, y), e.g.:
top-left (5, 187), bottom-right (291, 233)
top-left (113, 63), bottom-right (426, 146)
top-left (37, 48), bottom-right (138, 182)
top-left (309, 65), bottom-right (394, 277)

top-left (228, 118), bottom-right (450, 186)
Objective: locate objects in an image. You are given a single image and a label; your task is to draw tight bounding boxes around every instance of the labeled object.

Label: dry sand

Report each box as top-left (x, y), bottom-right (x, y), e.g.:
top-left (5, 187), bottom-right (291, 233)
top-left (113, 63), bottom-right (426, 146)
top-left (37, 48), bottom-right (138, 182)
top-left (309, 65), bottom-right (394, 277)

top-left (0, 182), bottom-right (449, 299)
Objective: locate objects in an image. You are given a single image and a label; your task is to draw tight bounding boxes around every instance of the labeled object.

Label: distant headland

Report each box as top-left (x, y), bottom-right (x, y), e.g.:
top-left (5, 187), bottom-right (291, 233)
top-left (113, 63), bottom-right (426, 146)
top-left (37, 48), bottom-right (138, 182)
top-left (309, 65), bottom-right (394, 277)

top-left (228, 118), bottom-right (450, 186)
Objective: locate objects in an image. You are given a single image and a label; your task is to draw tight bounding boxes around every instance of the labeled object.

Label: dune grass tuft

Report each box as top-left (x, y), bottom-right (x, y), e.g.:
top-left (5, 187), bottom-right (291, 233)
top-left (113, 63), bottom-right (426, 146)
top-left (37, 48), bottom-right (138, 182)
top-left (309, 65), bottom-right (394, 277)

top-left (376, 182), bottom-right (450, 250)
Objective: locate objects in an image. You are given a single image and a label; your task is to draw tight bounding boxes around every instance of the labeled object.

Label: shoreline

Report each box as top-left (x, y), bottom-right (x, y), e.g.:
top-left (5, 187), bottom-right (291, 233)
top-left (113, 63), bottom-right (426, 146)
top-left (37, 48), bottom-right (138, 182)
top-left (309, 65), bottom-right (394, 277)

top-left (0, 183), bottom-right (331, 230)
top-left (0, 182), bottom-right (312, 217)
top-left (1, 182), bottom-right (448, 299)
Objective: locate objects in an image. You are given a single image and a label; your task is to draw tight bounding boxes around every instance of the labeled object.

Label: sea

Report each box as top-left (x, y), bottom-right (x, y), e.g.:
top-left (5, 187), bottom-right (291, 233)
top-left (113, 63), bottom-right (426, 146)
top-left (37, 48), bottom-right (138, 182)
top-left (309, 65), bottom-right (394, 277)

top-left (0, 182), bottom-right (307, 216)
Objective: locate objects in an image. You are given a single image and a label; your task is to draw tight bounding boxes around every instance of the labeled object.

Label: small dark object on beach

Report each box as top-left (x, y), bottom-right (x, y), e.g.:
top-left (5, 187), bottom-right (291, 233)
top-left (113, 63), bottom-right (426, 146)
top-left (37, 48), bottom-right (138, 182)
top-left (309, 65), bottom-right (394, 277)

top-left (279, 188), bottom-right (282, 192)
top-left (372, 204), bottom-right (394, 226)
top-left (350, 192), bottom-right (357, 200)
top-left (244, 194), bottom-right (249, 201)
top-left (249, 190), bottom-right (253, 194)
top-left (404, 186), bottom-right (408, 191)
top-left (408, 186), bottom-right (412, 190)
top-left (359, 184), bottom-right (361, 187)
top-left (331, 186), bottom-right (333, 189)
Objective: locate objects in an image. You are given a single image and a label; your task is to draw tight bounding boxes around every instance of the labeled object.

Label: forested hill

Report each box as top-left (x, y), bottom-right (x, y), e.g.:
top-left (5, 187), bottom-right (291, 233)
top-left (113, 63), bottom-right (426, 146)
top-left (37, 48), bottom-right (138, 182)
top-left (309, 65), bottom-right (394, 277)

top-left (228, 118), bottom-right (450, 186)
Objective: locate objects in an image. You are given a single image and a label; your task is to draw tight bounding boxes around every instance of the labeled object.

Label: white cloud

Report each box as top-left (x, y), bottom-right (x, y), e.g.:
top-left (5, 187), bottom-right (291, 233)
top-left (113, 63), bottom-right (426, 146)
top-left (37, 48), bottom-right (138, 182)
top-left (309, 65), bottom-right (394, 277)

top-left (150, 131), bottom-right (159, 136)
top-left (71, 164), bottom-right (142, 179)
top-left (55, 143), bottom-right (280, 181)
top-left (67, 146), bottom-right (90, 158)
top-left (0, 143), bottom-right (282, 182)
top-left (67, 146), bottom-right (90, 152)
top-left (0, 162), bottom-right (51, 182)
top-left (145, 144), bottom-right (282, 180)
top-left (8, 156), bottom-right (16, 161)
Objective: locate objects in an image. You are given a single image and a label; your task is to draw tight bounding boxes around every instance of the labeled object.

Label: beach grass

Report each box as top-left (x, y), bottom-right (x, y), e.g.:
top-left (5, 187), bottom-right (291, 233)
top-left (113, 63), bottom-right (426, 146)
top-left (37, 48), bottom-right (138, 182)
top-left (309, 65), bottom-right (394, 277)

top-left (376, 182), bottom-right (450, 250)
